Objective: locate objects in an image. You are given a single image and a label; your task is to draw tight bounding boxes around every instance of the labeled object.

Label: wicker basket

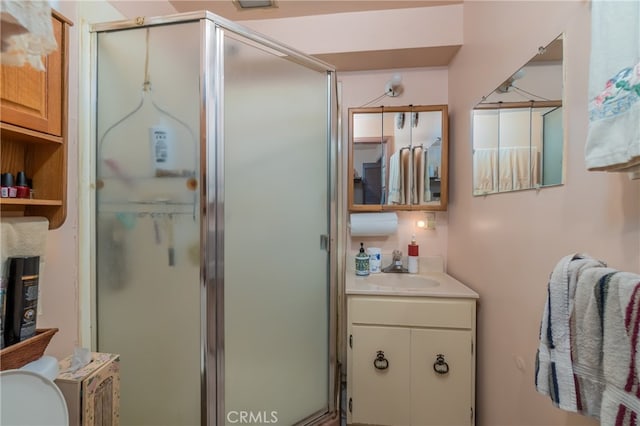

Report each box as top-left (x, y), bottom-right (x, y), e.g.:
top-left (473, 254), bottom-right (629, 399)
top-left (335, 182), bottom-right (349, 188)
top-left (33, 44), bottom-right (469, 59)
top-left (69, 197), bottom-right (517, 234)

top-left (0, 328), bottom-right (59, 371)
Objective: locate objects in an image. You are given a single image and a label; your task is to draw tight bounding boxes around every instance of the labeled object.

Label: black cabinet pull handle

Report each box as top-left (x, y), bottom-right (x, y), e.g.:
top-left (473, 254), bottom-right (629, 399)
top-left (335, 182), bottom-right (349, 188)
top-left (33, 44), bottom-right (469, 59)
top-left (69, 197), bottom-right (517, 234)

top-left (433, 354), bottom-right (449, 375)
top-left (373, 350), bottom-right (389, 370)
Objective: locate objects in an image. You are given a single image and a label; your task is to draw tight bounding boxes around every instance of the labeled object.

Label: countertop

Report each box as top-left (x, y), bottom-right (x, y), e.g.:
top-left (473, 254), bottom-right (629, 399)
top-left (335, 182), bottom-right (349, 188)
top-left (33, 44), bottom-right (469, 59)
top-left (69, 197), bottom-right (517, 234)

top-left (345, 256), bottom-right (479, 299)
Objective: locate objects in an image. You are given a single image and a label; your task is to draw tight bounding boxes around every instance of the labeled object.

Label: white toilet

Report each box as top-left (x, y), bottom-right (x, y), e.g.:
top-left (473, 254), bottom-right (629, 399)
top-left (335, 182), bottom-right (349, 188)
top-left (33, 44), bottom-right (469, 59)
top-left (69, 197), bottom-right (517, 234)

top-left (0, 356), bottom-right (69, 426)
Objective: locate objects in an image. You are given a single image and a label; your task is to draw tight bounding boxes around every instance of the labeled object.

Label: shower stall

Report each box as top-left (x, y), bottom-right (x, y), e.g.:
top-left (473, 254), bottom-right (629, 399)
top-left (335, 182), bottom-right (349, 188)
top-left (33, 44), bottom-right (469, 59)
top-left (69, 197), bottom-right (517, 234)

top-left (91, 12), bottom-right (337, 425)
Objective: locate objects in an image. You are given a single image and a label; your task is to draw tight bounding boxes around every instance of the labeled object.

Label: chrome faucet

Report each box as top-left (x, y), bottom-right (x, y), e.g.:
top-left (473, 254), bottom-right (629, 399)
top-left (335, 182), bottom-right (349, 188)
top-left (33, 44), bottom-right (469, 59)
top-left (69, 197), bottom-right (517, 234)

top-left (382, 249), bottom-right (409, 273)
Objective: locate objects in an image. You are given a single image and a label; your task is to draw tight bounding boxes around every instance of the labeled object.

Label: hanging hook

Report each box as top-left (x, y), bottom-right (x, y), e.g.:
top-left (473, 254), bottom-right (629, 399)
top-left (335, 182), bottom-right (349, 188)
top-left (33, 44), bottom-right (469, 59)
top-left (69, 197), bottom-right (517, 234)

top-left (143, 28), bottom-right (151, 92)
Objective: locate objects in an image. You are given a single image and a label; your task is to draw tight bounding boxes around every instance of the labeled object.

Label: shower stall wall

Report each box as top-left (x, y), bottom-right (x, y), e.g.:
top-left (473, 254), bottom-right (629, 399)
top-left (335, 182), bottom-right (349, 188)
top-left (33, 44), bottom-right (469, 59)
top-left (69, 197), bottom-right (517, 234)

top-left (92, 13), bottom-right (337, 426)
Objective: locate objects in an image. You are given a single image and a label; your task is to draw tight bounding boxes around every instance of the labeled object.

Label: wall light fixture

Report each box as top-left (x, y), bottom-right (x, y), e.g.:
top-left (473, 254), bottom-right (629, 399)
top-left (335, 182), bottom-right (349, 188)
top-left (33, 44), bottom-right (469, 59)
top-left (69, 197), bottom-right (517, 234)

top-left (497, 68), bottom-right (526, 93)
top-left (416, 212), bottom-right (436, 230)
top-left (385, 73), bottom-right (403, 97)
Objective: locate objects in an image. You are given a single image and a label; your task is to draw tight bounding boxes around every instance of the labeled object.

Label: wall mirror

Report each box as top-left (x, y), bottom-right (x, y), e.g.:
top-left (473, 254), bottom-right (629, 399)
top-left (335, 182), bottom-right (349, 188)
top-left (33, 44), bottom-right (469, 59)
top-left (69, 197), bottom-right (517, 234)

top-left (472, 34), bottom-right (564, 196)
top-left (348, 105), bottom-right (448, 211)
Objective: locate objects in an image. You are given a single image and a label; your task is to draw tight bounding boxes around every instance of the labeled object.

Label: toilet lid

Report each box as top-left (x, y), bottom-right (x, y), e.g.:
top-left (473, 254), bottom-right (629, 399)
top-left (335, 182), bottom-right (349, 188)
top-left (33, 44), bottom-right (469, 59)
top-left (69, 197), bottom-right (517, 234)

top-left (0, 370), bottom-right (68, 426)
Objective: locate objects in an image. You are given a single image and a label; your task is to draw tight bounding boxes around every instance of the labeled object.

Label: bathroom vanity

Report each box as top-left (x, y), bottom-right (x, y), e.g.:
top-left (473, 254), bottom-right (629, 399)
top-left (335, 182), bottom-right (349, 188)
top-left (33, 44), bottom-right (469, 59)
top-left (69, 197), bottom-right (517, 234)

top-left (346, 258), bottom-right (478, 426)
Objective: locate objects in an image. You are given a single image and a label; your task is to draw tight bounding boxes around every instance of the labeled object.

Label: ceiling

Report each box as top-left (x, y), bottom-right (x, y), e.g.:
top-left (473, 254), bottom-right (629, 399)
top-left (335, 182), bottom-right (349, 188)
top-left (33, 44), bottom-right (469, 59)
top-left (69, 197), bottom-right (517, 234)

top-left (168, 0), bottom-right (462, 21)
top-left (166, 0), bottom-right (463, 70)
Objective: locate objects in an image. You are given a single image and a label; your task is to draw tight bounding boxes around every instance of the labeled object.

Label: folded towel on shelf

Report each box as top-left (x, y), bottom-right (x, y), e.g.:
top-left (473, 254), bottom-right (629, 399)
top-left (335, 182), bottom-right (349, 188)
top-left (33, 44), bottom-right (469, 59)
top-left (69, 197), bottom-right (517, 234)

top-left (601, 272), bottom-right (640, 425)
top-left (585, 0), bottom-right (640, 177)
top-left (535, 253), bottom-right (607, 413)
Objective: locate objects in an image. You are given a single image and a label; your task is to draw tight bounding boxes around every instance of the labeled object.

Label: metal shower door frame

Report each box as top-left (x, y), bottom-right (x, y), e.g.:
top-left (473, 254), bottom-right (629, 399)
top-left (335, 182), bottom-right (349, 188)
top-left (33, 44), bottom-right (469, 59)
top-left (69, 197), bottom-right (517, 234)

top-left (92, 11), bottom-right (338, 426)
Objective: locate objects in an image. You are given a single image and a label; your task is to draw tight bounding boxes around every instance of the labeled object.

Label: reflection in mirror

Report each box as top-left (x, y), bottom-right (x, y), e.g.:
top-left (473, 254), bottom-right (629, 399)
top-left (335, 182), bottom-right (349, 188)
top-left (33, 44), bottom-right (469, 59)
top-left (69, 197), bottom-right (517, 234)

top-left (349, 105), bottom-right (448, 211)
top-left (472, 34), bottom-right (564, 196)
top-left (352, 112), bottom-right (386, 204)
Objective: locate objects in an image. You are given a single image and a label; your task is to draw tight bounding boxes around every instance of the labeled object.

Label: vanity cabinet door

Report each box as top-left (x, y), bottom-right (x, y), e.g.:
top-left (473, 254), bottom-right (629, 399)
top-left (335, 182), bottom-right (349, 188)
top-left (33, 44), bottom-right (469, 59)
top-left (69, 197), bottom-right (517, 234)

top-left (351, 325), bottom-right (411, 426)
top-left (410, 329), bottom-right (473, 426)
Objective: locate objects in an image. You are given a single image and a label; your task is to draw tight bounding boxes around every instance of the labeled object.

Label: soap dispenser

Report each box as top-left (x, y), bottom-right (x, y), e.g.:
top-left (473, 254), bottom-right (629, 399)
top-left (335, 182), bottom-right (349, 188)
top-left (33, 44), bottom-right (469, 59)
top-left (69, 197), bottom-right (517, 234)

top-left (408, 235), bottom-right (419, 274)
top-left (355, 242), bottom-right (370, 276)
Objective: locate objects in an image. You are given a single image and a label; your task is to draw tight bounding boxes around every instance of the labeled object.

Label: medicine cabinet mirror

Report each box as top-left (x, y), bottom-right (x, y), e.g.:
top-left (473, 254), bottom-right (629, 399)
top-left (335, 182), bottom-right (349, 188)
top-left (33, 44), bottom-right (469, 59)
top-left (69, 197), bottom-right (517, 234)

top-left (472, 34), bottom-right (564, 196)
top-left (348, 105), bottom-right (448, 212)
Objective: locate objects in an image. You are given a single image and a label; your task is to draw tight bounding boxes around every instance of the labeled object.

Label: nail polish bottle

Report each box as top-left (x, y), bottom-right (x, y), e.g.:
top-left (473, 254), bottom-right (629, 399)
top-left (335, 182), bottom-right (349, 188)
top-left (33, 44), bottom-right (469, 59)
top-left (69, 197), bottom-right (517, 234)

top-left (15, 171), bottom-right (29, 199)
top-left (1, 173), bottom-right (10, 198)
top-left (1, 173), bottom-right (17, 198)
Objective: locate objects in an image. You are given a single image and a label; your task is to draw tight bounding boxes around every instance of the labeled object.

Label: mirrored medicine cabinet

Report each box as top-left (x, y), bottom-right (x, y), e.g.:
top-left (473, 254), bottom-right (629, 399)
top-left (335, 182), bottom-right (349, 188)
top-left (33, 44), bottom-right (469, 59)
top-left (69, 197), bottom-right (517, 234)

top-left (348, 105), bottom-right (448, 212)
top-left (472, 34), bottom-right (565, 196)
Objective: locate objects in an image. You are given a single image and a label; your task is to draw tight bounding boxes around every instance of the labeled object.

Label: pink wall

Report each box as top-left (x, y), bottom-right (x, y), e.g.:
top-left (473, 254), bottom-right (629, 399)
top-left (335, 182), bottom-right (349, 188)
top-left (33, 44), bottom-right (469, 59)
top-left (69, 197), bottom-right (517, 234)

top-left (39, 1), bottom-right (80, 359)
top-left (448, 2), bottom-right (640, 425)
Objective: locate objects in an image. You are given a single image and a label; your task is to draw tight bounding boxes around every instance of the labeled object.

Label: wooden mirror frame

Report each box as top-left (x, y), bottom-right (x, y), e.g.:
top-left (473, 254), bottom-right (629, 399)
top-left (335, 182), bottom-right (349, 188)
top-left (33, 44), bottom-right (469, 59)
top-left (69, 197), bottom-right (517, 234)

top-left (348, 105), bottom-right (449, 212)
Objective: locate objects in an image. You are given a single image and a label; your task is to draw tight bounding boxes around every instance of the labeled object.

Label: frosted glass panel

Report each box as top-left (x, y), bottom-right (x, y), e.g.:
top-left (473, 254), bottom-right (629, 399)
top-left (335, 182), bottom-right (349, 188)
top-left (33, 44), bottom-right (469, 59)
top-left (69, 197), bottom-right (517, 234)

top-left (95, 22), bottom-right (201, 426)
top-left (223, 33), bottom-right (329, 424)
top-left (543, 107), bottom-right (563, 186)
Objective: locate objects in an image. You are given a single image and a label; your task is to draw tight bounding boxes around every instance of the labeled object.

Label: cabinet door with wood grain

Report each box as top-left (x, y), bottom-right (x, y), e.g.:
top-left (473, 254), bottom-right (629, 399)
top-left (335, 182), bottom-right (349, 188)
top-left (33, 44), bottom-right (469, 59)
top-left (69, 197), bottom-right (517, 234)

top-left (1, 16), bottom-right (64, 136)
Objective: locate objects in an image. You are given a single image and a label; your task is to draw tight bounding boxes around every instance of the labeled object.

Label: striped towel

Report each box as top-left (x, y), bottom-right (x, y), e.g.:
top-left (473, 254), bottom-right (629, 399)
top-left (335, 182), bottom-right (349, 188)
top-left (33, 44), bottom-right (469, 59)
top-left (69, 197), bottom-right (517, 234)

top-left (537, 255), bottom-right (640, 423)
top-left (601, 272), bottom-right (640, 425)
top-left (572, 268), bottom-right (618, 417)
top-left (535, 253), bottom-right (607, 412)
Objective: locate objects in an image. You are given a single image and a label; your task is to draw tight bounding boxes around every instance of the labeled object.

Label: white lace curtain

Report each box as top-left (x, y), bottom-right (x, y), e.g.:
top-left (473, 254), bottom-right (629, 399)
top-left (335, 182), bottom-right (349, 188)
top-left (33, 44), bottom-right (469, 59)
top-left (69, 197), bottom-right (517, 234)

top-left (0, 0), bottom-right (57, 70)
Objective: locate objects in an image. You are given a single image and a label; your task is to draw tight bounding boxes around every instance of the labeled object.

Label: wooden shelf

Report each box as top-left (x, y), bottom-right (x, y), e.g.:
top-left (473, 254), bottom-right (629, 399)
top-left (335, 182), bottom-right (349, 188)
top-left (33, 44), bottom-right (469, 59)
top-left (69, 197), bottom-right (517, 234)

top-left (0, 198), bottom-right (63, 206)
top-left (0, 123), bottom-right (63, 145)
top-left (0, 10), bottom-right (71, 229)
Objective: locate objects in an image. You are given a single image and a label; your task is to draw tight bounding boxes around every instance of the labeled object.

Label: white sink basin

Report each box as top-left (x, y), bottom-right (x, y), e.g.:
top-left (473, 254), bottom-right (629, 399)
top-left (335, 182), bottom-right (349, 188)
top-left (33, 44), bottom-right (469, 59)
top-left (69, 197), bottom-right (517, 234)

top-left (365, 273), bottom-right (440, 289)
top-left (346, 256), bottom-right (479, 298)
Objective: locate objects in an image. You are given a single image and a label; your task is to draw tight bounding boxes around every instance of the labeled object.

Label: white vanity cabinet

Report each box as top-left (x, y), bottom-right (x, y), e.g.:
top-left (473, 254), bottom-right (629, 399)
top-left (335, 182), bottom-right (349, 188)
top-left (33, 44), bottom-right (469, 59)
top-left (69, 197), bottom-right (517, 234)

top-left (346, 295), bottom-right (476, 426)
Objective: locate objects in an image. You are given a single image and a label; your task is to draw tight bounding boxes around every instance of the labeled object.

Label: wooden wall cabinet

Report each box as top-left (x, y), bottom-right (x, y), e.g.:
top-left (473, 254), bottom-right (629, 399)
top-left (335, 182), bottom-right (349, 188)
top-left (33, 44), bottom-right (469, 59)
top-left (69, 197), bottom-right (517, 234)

top-left (348, 105), bottom-right (449, 212)
top-left (0, 10), bottom-right (72, 229)
top-left (347, 296), bottom-right (476, 426)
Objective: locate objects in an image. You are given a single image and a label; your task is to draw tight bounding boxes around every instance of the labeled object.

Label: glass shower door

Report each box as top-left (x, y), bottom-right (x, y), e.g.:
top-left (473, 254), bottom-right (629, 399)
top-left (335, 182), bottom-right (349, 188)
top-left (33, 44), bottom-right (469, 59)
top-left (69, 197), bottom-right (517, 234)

top-left (220, 31), bottom-right (331, 425)
top-left (95, 22), bottom-right (201, 426)
top-left (94, 14), bottom-right (336, 426)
